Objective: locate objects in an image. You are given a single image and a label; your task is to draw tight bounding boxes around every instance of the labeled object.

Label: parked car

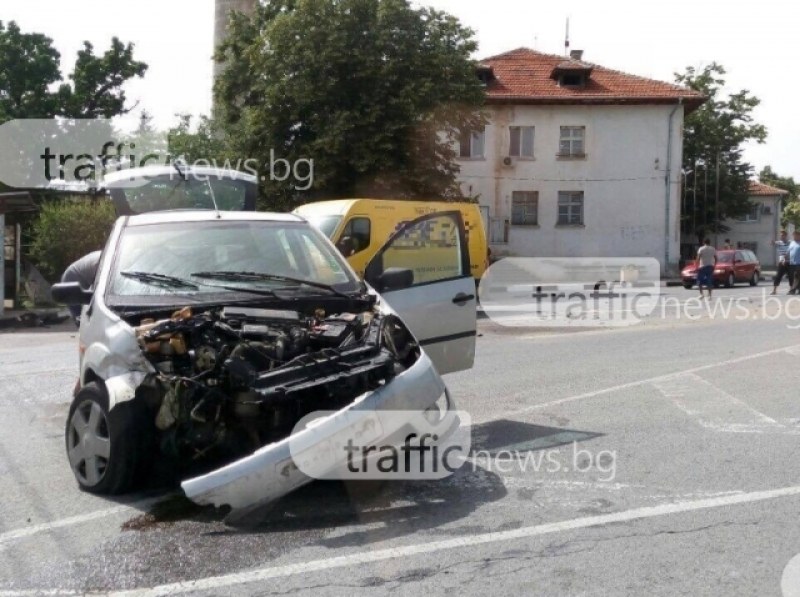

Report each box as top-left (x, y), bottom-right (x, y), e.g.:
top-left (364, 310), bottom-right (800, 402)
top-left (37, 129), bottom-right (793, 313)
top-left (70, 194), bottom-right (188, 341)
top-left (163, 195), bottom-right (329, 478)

top-left (52, 167), bottom-right (476, 520)
top-left (680, 249), bottom-right (761, 289)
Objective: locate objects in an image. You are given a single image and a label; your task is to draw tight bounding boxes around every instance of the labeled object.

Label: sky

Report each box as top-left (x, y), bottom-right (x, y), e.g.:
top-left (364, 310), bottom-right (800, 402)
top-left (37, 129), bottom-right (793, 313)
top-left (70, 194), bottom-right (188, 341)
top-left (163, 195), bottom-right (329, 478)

top-left (2, 0), bottom-right (799, 180)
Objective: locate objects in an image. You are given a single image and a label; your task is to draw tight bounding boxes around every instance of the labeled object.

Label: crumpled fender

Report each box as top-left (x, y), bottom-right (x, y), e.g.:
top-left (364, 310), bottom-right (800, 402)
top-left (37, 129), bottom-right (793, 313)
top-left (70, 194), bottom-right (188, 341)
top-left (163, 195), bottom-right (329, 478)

top-left (104, 371), bottom-right (149, 410)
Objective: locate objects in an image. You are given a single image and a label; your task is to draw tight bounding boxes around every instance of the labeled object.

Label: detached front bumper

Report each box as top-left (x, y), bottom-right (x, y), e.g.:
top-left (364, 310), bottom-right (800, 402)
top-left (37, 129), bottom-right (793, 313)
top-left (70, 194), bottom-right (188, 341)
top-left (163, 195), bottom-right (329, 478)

top-left (181, 352), bottom-right (458, 519)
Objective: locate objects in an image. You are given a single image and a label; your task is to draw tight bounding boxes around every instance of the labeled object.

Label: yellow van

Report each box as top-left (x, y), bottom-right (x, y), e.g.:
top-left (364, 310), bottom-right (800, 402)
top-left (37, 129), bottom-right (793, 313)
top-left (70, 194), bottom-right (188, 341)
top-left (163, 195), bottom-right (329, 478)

top-left (293, 199), bottom-right (488, 280)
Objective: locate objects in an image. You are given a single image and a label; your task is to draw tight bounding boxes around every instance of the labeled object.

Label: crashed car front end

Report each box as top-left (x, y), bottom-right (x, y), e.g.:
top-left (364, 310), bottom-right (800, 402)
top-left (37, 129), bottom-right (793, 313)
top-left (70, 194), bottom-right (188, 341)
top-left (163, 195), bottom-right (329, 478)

top-left (84, 296), bottom-right (456, 516)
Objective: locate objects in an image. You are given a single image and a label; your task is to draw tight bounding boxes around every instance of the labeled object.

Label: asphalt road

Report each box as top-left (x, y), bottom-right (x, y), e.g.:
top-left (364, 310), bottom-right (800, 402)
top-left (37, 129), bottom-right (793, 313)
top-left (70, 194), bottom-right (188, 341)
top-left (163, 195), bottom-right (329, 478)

top-left (1, 283), bottom-right (799, 596)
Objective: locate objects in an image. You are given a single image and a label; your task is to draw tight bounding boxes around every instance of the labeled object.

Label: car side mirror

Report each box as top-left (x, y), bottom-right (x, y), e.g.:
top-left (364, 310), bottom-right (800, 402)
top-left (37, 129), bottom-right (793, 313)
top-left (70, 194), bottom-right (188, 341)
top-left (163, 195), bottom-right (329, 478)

top-left (375, 267), bottom-right (414, 292)
top-left (51, 282), bottom-right (93, 306)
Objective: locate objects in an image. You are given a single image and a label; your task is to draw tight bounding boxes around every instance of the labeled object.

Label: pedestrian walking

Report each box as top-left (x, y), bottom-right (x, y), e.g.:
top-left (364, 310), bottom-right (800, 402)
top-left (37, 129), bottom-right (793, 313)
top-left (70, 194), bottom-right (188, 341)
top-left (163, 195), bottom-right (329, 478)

top-left (771, 230), bottom-right (792, 295)
top-left (696, 238), bottom-right (716, 299)
top-left (788, 231), bottom-right (800, 295)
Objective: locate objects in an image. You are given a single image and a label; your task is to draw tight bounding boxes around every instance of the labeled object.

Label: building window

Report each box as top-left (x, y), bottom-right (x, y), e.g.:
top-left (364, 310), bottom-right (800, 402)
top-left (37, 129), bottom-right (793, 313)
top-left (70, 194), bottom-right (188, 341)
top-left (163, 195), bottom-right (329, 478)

top-left (509, 126), bottom-right (534, 158)
top-left (558, 126), bottom-right (585, 157)
top-left (459, 128), bottom-right (485, 159)
top-left (511, 191), bottom-right (538, 225)
top-left (557, 191), bottom-right (584, 225)
top-left (559, 74), bottom-right (586, 87)
top-left (735, 203), bottom-right (760, 222)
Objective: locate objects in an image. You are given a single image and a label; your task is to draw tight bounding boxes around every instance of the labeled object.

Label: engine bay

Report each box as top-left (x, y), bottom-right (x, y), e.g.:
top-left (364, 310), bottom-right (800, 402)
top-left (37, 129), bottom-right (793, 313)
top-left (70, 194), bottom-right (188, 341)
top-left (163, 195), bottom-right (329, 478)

top-left (126, 304), bottom-right (420, 470)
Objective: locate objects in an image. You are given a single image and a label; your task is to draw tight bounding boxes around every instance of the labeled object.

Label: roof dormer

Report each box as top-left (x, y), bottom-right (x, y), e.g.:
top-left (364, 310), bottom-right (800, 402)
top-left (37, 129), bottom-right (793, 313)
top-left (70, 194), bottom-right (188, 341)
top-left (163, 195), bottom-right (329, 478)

top-left (550, 50), bottom-right (593, 88)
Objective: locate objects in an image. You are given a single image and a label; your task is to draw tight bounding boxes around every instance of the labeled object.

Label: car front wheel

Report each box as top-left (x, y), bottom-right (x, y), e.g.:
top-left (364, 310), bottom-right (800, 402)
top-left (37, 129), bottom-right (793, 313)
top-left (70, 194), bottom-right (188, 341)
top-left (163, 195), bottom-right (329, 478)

top-left (65, 382), bottom-right (143, 495)
top-left (750, 272), bottom-right (759, 286)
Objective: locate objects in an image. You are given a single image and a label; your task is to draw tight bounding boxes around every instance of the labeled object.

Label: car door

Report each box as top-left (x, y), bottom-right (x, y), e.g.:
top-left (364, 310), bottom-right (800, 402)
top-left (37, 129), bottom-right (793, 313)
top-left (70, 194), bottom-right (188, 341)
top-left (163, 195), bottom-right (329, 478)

top-left (364, 211), bottom-right (476, 375)
top-left (733, 250), bottom-right (747, 281)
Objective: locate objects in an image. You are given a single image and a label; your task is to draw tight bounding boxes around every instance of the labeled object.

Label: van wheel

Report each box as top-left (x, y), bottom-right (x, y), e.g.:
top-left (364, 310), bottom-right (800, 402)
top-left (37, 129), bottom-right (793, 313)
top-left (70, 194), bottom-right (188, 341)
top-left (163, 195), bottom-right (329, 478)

top-left (65, 382), bottom-right (144, 495)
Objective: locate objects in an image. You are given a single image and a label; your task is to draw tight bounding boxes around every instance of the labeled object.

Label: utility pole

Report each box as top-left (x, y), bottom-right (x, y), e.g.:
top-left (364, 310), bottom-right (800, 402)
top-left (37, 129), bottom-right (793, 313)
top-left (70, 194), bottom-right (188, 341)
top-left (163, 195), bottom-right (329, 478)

top-left (714, 152), bottom-right (720, 247)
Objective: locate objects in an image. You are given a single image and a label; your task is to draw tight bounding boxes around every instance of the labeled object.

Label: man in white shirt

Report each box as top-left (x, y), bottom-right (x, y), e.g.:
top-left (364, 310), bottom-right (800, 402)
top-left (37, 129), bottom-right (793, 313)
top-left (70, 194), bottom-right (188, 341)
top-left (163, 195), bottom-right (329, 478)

top-left (696, 238), bottom-right (717, 299)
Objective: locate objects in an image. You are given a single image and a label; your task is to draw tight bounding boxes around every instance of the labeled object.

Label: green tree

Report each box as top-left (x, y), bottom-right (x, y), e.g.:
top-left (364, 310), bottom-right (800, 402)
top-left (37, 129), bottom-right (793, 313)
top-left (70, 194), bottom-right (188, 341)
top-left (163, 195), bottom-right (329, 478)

top-left (215, 0), bottom-right (485, 209)
top-left (167, 114), bottom-right (227, 164)
top-left (760, 165), bottom-right (799, 204)
top-left (676, 63), bottom-right (767, 243)
top-left (781, 202), bottom-right (800, 229)
top-left (30, 198), bottom-right (116, 281)
top-left (0, 21), bottom-right (147, 122)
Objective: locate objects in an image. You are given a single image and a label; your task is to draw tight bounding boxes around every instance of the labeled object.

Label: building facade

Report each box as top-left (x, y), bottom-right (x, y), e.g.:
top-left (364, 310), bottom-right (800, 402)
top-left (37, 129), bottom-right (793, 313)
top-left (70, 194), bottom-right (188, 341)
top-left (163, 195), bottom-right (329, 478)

top-left (722, 181), bottom-right (788, 268)
top-left (456, 48), bottom-right (704, 275)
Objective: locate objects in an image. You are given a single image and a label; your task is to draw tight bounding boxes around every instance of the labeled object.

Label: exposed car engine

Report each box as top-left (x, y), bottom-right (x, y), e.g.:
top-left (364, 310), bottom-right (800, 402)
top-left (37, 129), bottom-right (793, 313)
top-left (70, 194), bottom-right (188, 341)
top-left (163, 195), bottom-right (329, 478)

top-left (127, 305), bottom-right (420, 470)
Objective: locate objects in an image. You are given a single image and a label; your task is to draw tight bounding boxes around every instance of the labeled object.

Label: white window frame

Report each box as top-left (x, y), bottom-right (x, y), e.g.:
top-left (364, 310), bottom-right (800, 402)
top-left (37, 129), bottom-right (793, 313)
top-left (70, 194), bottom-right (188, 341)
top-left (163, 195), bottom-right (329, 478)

top-left (559, 126), bottom-right (585, 157)
top-left (511, 191), bottom-right (539, 226)
top-left (509, 126), bottom-right (535, 158)
top-left (735, 203), bottom-right (760, 222)
top-left (557, 191), bottom-right (584, 226)
top-left (459, 128), bottom-right (485, 159)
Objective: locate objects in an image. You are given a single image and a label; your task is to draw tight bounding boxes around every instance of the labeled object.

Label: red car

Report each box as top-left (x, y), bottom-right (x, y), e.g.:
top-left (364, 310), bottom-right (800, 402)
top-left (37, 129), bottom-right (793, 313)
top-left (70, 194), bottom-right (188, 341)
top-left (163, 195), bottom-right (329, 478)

top-left (681, 249), bottom-right (761, 289)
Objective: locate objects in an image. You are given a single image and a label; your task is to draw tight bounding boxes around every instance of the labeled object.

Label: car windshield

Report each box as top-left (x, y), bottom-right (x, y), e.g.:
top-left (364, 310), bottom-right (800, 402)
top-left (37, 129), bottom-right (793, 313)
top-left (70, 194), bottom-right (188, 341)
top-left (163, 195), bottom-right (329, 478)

top-left (717, 252), bottom-right (734, 263)
top-left (107, 219), bottom-right (359, 300)
top-left (306, 215), bottom-right (342, 238)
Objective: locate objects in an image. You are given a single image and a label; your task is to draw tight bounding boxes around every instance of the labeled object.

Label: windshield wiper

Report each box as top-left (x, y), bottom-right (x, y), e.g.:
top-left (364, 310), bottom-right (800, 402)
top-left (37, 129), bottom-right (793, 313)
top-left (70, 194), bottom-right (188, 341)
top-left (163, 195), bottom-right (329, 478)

top-left (190, 271), bottom-right (354, 299)
top-left (120, 271), bottom-right (199, 290)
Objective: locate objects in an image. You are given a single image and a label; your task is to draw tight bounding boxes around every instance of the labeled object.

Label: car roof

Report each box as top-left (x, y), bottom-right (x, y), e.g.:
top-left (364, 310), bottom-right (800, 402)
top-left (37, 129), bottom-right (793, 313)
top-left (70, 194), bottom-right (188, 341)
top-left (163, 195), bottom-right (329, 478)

top-left (124, 210), bottom-right (305, 227)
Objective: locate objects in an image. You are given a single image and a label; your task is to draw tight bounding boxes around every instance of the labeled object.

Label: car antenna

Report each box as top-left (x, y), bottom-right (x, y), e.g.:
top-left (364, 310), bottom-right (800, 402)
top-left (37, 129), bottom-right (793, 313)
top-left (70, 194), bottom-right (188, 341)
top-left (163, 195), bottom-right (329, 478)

top-left (206, 176), bottom-right (221, 219)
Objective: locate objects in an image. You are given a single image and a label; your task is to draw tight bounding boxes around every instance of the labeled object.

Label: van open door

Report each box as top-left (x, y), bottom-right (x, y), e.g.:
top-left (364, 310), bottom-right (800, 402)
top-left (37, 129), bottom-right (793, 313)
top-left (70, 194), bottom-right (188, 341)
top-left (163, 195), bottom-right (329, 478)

top-left (364, 211), bottom-right (476, 375)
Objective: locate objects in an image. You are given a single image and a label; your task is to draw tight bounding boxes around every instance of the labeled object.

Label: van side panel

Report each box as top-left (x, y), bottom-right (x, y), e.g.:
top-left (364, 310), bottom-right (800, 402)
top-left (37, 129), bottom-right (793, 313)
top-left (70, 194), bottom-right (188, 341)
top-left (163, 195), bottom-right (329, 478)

top-left (295, 200), bottom-right (488, 280)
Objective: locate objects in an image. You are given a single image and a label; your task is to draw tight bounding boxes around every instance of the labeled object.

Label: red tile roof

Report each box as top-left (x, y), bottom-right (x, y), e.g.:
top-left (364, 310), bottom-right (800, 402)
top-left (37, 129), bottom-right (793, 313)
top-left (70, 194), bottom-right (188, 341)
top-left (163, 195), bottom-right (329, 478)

top-left (479, 48), bottom-right (705, 111)
top-left (749, 181), bottom-right (789, 196)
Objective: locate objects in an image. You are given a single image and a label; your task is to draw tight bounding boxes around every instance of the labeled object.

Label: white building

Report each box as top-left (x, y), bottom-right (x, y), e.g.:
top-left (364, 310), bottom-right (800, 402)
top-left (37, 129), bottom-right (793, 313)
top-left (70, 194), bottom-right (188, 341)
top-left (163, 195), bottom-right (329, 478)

top-left (456, 48), bottom-right (704, 275)
top-left (722, 181), bottom-right (788, 268)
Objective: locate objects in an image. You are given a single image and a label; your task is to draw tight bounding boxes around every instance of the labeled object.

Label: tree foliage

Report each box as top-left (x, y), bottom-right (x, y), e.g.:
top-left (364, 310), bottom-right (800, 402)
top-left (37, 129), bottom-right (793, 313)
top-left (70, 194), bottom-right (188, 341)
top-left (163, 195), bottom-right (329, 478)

top-left (214, 0), bottom-right (485, 209)
top-left (676, 63), bottom-right (767, 242)
top-left (0, 20), bottom-right (147, 122)
top-left (30, 198), bottom-right (116, 281)
top-left (760, 165), bottom-right (799, 204)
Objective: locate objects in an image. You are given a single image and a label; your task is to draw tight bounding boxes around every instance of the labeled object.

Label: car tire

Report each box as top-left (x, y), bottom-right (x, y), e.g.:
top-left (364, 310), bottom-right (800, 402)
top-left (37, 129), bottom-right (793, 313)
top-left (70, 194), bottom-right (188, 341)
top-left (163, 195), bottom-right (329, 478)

top-left (750, 272), bottom-right (759, 286)
top-left (683, 282), bottom-right (693, 289)
top-left (725, 273), bottom-right (734, 288)
top-left (65, 382), bottom-right (144, 495)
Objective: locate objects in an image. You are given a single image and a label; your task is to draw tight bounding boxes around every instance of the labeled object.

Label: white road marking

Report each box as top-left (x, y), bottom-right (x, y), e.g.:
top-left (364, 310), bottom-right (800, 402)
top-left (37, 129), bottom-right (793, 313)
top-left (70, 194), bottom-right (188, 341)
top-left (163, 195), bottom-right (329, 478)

top-left (651, 373), bottom-right (795, 434)
top-left (479, 342), bottom-right (800, 422)
top-left (0, 496), bottom-right (163, 548)
top-left (102, 483), bottom-right (800, 597)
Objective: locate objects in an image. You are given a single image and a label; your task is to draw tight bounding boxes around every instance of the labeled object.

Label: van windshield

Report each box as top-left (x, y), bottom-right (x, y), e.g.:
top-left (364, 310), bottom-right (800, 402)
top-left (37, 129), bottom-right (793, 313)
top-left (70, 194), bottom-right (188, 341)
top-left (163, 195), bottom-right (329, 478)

top-left (306, 215), bottom-right (342, 238)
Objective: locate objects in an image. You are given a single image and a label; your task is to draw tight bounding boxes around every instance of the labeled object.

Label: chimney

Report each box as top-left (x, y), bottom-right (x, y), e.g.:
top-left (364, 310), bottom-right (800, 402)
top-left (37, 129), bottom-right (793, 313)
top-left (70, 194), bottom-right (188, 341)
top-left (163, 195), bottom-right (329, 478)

top-left (569, 49), bottom-right (584, 61)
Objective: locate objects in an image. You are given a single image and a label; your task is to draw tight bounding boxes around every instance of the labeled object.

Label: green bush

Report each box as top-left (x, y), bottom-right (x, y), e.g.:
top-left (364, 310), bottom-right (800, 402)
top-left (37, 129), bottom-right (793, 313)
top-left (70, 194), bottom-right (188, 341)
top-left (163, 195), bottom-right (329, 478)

top-left (30, 197), bottom-right (116, 281)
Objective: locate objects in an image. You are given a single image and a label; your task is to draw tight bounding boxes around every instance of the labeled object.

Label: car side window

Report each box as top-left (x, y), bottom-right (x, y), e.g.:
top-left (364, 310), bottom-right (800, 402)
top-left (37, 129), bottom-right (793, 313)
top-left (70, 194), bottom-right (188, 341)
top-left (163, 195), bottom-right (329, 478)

top-left (337, 217), bottom-right (371, 255)
top-left (379, 213), bottom-right (466, 285)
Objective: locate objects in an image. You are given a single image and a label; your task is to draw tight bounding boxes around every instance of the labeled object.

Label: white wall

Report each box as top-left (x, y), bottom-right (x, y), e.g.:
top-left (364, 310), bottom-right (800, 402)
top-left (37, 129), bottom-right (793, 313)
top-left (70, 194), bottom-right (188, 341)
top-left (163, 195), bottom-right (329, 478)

top-left (457, 104), bottom-right (684, 275)
top-left (723, 195), bottom-right (782, 267)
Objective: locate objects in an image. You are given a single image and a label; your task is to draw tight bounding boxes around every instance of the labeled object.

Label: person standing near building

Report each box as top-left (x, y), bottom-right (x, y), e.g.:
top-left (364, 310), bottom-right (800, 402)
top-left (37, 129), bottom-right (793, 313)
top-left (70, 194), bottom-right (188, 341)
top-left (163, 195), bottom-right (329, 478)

top-left (696, 238), bottom-right (717, 299)
top-left (771, 230), bottom-right (791, 295)
top-left (788, 231), bottom-right (800, 295)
